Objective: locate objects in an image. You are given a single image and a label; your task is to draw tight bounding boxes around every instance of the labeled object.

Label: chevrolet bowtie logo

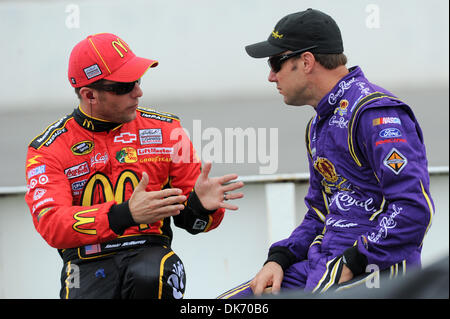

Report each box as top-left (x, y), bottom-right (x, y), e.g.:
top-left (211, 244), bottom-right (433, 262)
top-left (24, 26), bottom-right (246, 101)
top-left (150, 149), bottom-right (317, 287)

top-left (114, 132), bottom-right (137, 143)
top-left (271, 30), bottom-right (284, 39)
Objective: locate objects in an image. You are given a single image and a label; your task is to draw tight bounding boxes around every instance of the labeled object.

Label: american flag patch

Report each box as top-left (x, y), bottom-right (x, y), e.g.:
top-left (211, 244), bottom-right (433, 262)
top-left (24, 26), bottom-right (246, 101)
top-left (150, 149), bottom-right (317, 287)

top-left (85, 244), bottom-right (101, 255)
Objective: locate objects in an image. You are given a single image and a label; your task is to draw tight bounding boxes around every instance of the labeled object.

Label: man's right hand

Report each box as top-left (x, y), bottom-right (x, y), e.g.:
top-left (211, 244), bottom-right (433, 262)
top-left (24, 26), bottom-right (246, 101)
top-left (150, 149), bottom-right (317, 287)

top-left (249, 261), bottom-right (284, 295)
top-left (128, 172), bottom-right (187, 224)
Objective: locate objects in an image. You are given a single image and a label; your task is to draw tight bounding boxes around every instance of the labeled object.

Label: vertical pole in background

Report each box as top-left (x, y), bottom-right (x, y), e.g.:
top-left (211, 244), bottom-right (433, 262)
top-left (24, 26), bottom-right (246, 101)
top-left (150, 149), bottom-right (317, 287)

top-left (265, 183), bottom-right (296, 245)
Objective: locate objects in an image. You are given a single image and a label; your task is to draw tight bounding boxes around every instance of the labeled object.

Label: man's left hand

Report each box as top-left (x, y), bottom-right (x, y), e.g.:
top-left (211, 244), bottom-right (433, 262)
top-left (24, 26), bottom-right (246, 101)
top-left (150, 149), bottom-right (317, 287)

top-left (194, 162), bottom-right (244, 211)
top-left (338, 264), bottom-right (354, 284)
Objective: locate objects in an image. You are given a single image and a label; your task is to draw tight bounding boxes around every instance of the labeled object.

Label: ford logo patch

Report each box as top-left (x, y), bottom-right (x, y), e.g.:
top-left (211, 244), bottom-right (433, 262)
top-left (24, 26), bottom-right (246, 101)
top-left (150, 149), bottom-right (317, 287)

top-left (379, 128), bottom-right (402, 138)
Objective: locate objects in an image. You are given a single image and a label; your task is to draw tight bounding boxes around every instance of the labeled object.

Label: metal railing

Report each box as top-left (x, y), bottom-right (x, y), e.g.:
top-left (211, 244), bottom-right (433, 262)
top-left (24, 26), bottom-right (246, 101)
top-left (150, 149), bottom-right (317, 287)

top-left (1, 166), bottom-right (447, 195)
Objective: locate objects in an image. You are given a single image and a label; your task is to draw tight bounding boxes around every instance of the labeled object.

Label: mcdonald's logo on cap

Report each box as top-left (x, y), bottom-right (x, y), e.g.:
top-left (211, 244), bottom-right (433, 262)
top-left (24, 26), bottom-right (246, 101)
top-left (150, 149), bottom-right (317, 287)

top-left (111, 38), bottom-right (129, 58)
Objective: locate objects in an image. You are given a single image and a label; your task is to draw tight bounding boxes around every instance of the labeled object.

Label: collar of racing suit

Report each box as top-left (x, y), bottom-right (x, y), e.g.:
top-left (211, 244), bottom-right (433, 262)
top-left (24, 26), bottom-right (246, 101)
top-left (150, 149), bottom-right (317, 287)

top-left (315, 66), bottom-right (363, 119)
top-left (73, 106), bottom-right (123, 132)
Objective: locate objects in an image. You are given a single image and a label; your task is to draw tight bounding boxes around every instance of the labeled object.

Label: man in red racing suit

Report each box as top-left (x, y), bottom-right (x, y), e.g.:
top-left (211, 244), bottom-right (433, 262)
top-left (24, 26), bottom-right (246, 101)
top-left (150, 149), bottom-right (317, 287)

top-left (24, 33), bottom-right (243, 299)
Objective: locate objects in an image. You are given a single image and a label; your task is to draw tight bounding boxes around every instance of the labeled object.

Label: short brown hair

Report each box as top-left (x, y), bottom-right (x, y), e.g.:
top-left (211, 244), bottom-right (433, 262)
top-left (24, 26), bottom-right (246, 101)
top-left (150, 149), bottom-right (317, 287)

top-left (313, 53), bottom-right (347, 69)
top-left (74, 87), bottom-right (82, 99)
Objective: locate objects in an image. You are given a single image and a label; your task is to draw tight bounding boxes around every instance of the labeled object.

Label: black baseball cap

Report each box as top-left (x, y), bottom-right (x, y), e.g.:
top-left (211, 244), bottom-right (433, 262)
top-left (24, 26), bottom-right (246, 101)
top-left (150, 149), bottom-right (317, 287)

top-left (245, 8), bottom-right (344, 58)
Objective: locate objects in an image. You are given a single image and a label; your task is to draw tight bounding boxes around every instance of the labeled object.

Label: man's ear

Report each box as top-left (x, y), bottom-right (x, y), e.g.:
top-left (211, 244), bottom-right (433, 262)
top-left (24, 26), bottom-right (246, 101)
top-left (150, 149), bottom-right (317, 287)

top-left (301, 52), bottom-right (316, 74)
top-left (79, 87), bottom-right (96, 103)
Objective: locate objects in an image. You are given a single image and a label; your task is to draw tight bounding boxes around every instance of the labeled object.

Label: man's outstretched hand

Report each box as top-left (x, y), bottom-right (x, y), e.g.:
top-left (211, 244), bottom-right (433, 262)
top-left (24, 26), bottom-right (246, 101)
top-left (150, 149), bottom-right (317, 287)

top-left (194, 162), bottom-right (244, 211)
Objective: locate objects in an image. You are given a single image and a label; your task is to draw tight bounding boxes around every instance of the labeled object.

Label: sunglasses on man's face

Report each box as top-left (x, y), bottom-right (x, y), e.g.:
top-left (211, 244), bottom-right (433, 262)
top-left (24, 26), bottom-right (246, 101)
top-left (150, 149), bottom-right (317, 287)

top-left (89, 79), bottom-right (141, 95)
top-left (267, 46), bottom-right (318, 73)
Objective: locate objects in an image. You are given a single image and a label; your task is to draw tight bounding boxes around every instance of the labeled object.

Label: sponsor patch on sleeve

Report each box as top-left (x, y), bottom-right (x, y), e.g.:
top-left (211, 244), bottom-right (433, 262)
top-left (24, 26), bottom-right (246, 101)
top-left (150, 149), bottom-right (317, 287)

top-left (27, 164), bottom-right (46, 179)
top-left (383, 148), bottom-right (408, 174)
top-left (372, 117), bottom-right (401, 126)
top-left (375, 138), bottom-right (406, 147)
top-left (192, 218), bottom-right (208, 231)
top-left (379, 128), bottom-right (402, 138)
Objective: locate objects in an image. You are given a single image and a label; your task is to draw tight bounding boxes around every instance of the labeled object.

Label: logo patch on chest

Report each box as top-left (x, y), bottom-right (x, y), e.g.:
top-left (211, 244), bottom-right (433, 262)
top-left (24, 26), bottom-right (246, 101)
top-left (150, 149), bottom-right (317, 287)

top-left (71, 141), bottom-right (94, 155)
top-left (313, 157), bottom-right (352, 194)
top-left (116, 147), bottom-right (138, 163)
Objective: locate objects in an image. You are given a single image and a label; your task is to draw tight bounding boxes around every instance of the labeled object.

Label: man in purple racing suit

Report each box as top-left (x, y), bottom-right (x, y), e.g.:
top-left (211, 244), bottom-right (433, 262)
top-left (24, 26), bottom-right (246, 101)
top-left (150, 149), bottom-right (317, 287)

top-left (218, 9), bottom-right (434, 298)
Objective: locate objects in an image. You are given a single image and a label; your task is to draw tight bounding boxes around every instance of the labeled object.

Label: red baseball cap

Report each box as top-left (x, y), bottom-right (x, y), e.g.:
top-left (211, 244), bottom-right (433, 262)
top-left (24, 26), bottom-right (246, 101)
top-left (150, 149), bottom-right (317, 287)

top-left (68, 33), bottom-right (158, 88)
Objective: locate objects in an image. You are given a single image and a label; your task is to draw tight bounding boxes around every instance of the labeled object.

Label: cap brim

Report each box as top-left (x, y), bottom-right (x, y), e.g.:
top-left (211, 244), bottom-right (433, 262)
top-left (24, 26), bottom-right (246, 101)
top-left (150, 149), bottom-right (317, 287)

top-left (104, 56), bottom-right (158, 82)
top-left (245, 40), bottom-right (286, 58)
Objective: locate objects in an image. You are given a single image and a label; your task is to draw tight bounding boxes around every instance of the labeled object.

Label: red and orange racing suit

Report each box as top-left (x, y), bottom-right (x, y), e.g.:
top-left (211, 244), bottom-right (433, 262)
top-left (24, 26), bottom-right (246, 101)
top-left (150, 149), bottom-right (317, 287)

top-left (25, 106), bottom-right (225, 262)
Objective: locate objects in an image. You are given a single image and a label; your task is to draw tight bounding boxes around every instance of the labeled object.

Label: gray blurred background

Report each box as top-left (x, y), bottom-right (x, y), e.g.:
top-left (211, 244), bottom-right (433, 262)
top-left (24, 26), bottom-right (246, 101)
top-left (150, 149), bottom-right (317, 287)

top-left (0, 0), bottom-right (448, 299)
top-left (0, 0), bottom-right (448, 186)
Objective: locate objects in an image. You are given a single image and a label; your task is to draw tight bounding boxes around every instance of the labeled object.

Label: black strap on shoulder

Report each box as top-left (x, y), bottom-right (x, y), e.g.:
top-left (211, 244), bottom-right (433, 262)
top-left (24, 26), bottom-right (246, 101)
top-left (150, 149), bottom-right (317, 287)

top-left (29, 114), bottom-right (73, 150)
top-left (137, 107), bottom-right (180, 122)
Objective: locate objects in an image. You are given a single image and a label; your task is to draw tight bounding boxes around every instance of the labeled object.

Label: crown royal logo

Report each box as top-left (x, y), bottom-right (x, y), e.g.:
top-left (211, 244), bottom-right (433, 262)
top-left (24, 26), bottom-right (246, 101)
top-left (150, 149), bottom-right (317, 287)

top-left (314, 157), bottom-right (353, 194)
top-left (314, 157), bottom-right (339, 183)
top-left (271, 30), bottom-right (284, 39)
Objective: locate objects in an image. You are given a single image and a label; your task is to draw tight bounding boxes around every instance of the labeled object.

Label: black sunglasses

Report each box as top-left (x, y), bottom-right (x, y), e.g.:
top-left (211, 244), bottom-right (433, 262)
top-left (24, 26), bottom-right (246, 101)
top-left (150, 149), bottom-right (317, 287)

top-left (268, 45), bottom-right (318, 73)
top-left (88, 79), bottom-right (141, 95)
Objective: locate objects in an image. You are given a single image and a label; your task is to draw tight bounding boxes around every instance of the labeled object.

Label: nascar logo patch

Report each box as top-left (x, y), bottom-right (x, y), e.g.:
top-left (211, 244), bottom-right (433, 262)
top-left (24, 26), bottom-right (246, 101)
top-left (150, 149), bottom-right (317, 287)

top-left (383, 148), bottom-right (407, 175)
top-left (372, 117), bottom-right (401, 126)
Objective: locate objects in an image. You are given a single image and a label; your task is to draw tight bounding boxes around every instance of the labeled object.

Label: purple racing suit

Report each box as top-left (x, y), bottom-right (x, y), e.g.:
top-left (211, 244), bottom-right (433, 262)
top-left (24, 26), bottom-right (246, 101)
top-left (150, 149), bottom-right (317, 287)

top-left (218, 66), bottom-right (434, 298)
